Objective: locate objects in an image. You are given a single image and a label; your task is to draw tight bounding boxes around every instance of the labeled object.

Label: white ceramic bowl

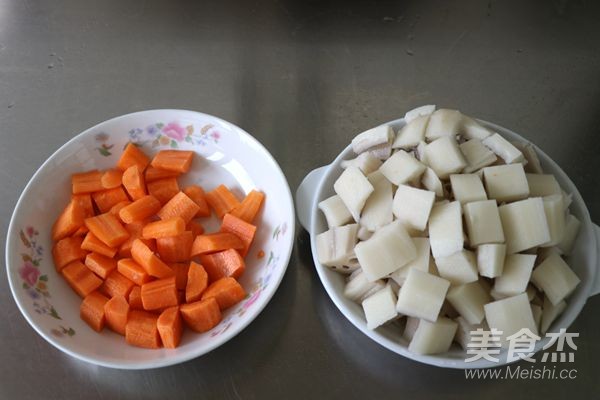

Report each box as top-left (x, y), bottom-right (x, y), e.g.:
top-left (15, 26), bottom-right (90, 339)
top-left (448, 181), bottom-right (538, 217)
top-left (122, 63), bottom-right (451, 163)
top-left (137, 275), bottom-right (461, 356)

top-left (6, 110), bottom-right (295, 369)
top-left (296, 117), bottom-right (600, 369)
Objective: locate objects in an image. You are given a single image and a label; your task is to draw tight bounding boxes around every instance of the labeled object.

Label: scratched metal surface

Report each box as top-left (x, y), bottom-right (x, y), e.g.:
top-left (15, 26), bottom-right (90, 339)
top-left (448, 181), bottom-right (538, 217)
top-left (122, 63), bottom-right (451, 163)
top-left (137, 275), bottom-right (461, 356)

top-left (1, 0), bottom-right (600, 398)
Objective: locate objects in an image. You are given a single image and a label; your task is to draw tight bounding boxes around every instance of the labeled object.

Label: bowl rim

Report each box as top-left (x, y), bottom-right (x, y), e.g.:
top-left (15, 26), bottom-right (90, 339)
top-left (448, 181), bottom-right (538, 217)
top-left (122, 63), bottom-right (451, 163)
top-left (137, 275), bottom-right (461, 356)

top-left (307, 117), bottom-right (596, 369)
top-left (5, 109), bottom-right (296, 369)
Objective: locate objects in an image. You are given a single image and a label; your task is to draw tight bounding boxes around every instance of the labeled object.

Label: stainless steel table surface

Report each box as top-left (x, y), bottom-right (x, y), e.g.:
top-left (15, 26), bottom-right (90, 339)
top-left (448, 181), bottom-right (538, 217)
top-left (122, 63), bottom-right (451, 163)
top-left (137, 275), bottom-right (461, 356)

top-left (1, 0), bottom-right (599, 399)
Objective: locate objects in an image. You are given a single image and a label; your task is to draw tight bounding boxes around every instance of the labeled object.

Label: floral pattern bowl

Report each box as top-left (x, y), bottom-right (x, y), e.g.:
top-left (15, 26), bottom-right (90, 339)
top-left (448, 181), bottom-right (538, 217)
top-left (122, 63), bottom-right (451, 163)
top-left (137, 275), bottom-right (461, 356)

top-left (5, 110), bottom-right (295, 369)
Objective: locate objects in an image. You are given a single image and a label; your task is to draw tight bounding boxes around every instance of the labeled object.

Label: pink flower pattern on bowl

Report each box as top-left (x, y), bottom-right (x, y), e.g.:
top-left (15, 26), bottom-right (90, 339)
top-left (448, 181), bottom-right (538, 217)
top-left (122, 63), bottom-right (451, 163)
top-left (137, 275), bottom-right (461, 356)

top-left (126, 121), bottom-right (220, 149)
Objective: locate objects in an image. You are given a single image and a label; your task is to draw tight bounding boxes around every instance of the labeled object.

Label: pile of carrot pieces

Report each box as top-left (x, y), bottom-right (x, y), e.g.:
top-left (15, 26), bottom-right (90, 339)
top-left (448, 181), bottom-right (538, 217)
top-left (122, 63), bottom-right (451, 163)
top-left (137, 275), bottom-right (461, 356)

top-left (51, 143), bottom-right (265, 349)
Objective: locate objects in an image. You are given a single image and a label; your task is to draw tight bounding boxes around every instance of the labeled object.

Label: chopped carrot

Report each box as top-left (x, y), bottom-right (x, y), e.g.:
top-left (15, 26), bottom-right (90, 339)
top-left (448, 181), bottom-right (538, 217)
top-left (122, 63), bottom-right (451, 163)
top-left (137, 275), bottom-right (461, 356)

top-left (183, 186), bottom-right (211, 217)
top-left (92, 187), bottom-right (130, 213)
top-left (101, 169), bottom-right (124, 189)
top-left (72, 226), bottom-right (89, 237)
top-left (141, 276), bottom-right (178, 310)
top-left (122, 165), bottom-right (147, 200)
top-left (177, 290), bottom-right (185, 305)
top-left (145, 166), bottom-right (180, 183)
top-left (52, 199), bottom-right (85, 241)
top-left (104, 295), bottom-right (129, 335)
top-left (186, 262), bottom-right (208, 303)
top-left (156, 231), bottom-right (193, 263)
top-left (52, 236), bottom-right (88, 271)
top-left (126, 310), bottom-right (161, 349)
top-left (119, 195), bottom-right (161, 224)
top-left (80, 291), bottom-right (109, 332)
top-left (187, 220), bottom-right (205, 236)
top-left (157, 192), bottom-right (200, 223)
top-left (201, 277), bottom-right (246, 310)
top-left (117, 143), bottom-right (150, 172)
top-left (131, 239), bottom-right (173, 278)
top-left (62, 261), bottom-right (103, 298)
top-left (85, 213), bottom-right (130, 247)
top-left (147, 177), bottom-right (180, 205)
top-left (142, 217), bottom-right (185, 239)
top-left (180, 298), bottom-right (221, 333)
top-left (220, 213), bottom-right (257, 257)
top-left (170, 262), bottom-right (189, 291)
top-left (81, 232), bottom-right (117, 258)
top-left (108, 200), bottom-right (132, 216)
top-left (205, 185), bottom-right (241, 219)
top-left (151, 150), bottom-right (194, 173)
top-left (118, 221), bottom-right (145, 258)
top-left (117, 258), bottom-right (150, 286)
top-left (231, 190), bottom-right (265, 223)
top-left (100, 270), bottom-right (135, 298)
top-left (72, 193), bottom-right (95, 218)
top-left (128, 286), bottom-right (144, 310)
top-left (84, 252), bottom-right (117, 279)
top-left (190, 233), bottom-right (244, 256)
top-left (199, 249), bottom-right (245, 282)
top-left (157, 306), bottom-right (182, 348)
top-left (72, 170), bottom-right (104, 194)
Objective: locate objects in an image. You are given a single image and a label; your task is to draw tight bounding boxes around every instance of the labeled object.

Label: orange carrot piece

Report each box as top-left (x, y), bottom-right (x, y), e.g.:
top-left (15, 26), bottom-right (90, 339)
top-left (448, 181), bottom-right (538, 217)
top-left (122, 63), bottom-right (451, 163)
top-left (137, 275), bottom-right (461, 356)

top-left (119, 195), bottom-right (161, 224)
top-left (187, 220), bottom-right (205, 236)
top-left (186, 262), bottom-right (208, 303)
top-left (151, 150), bottom-right (194, 173)
top-left (118, 221), bottom-right (151, 258)
top-left (81, 232), bottom-right (117, 258)
top-left (199, 249), bottom-right (246, 282)
top-left (104, 295), bottom-right (129, 335)
top-left (117, 143), bottom-right (150, 172)
top-left (180, 298), bottom-right (222, 333)
top-left (156, 231), bottom-right (193, 262)
top-left (100, 270), bottom-right (135, 298)
top-left (122, 165), bottom-right (147, 200)
top-left (62, 261), bottom-right (103, 298)
top-left (145, 166), bottom-right (180, 183)
top-left (157, 306), bottom-right (182, 349)
top-left (220, 213), bottom-right (257, 257)
top-left (109, 200), bottom-right (131, 216)
top-left (117, 258), bottom-right (151, 286)
top-left (52, 200), bottom-right (85, 241)
top-left (205, 185), bottom-right (241, 219)
top-left (170, 263), bottom-right (190, 291)
top-left (72, 193), bottom-right (95, 218)
top-left (190, 233), bottom-right (244, 256)
top-left (157, 191), bottom-right (200, 223)
top-left (141, 276), bottom-right (178, 310)
top-left (131, 239), bottom-right (173, 278)
top-left (72, 226), bottom-right (89, 236)
top-left (84, 213), bottom-right (130, 248)
top-left (84, 252), bottom-right (117, 279)
top-left (52, 236), bottom-right (88, 271)
top-left (147, 178), bottom-right (180, 205)
top-left (128, 286), bottom-right (144, 310)
top-left (126, 310), bottom-right (161, 349)
top-left (201, 277), bottom-right (246, 310)
top-left (80, 291), bottom-right (109, 332)
top-left (101, 169), bottom-right (124, 189)
top-left (231, 190), bottom-right (265, 223)
top-left (142, 217), bottom-right (186, 239)
top-left (92, 187), bottom-right (130, 213)
top-left (72, 170), bottom-right (104, 194)
top-left (183, 186), bottom-right (211, 217)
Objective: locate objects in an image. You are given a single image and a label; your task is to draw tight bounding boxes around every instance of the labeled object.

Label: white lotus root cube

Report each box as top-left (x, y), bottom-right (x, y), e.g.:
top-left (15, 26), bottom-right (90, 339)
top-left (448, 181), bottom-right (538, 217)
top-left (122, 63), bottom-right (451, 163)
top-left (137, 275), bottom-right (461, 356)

top-left (354, 220), bottom-right (417, 281)
top-left (392, 185), bottom-right (435, 232)
top-left (362, 285), bottom-right (398, 329)
top-left (408, 317), bottom-right (458, 355)
top-left (351, 125), bottom-right (393, 154)
top-left (484, 293), bottom-right (538, 346)
top-left (493, 254), bottom-right (536, 296)
top-left (461, 116), bottom-right (492, 140)
top-left (450, 174), bottom-right (487, 205)
top-left (425, 136), bottom-right (467, 179)
top-left (482, 133), bottom-right (524, 164)
top-left (390, 238), bottom-right (431, 285)
top-left (531, 304), bottom-right (542, 332)
top-left (526, 174), bottom-right (561, 197)
top-left (396, 269), bottom-right (450, 322)
top-left (393, 115), bottom-right (429, 149)
top-left (541, 296), bottom-right (566, 334)
top-left (404, 104), bottom-right (436, 122)
top-left (379, 150), bottom-right (426, 185)
top-left (512, 141), bottom-right (544, 174)
top-left (344, 269), bottom-right (386, 302)
top-left (333, 166), bottom-right (374, 222)
top-left (531, 253), bottom-right (580, 306)
top-left (416, 141), bottom-right (429, 165)
top-left (318, 195), bottom-right (353, 228)
top-left (557, 214), bottom-right (581, 255)
top-left (460, 139), bottom-right (497, 173)
top-left (403, 317), bottom-right (420, 341)
top-left (425, 109), bottom-right (462, 140)
top-left (464, 200), bottom-right (505, 246)
top-left (454, 316), bottom-right (489, 350)
top-left (435, 249), bottom-right (479, 285)
top-left (357, 226), bottom-right (373, 241)
top-left (498, 197), bottom-right (550, 254)
top-left (446, 281), bottom-right (492, 325)
top-left (428, 201), bottom-right (463, 258)
top-left (360, 171), bottom-right (393, 232)
top-left (541, 194), bottom-right (565, 247)
top-left (483, 164), bottom-right (530, 202)
top-left (421, 167), bottom-right (444, 198)
top-left (316, 224), bottom-right (358, 267)
top-left (340, 152), bottom-right (383, 175)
